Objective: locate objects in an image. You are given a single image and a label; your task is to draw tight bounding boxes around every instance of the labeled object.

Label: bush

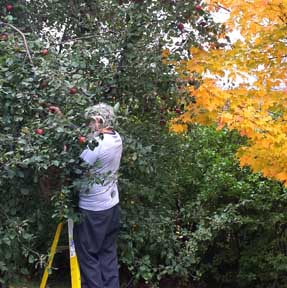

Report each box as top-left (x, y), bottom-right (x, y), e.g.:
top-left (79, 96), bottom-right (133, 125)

top-left (119, 125), bottom-right (287, 287)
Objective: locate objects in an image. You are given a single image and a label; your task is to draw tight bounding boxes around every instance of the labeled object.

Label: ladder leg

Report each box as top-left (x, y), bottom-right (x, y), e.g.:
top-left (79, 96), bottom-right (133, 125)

top-left (68, 219), bottom-right (81, 288)
top-left (40, 222), bottom-right (64, 288)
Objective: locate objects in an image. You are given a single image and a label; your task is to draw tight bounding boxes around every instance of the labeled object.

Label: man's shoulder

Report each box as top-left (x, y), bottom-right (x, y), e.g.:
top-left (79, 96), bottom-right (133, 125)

top-left (103, 131), bottom-right (122, 145)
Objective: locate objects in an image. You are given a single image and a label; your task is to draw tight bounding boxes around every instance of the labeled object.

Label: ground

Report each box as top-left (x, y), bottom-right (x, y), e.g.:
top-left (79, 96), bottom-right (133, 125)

top-left (11, 273), bottom-right (70, 288)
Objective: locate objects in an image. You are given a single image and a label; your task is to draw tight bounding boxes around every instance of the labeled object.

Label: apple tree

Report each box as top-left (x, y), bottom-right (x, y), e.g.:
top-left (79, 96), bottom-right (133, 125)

top-left (0, 0), bottom-right (225, 284)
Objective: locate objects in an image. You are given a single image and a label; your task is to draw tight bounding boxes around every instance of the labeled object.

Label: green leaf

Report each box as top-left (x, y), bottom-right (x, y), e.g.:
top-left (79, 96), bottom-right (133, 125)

top-left (20, 188), bottom-right (30, 195)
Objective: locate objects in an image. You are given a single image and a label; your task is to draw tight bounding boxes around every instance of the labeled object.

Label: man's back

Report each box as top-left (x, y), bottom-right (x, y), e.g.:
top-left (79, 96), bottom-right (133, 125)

top-left (79, 131), bottom-right (123, 211)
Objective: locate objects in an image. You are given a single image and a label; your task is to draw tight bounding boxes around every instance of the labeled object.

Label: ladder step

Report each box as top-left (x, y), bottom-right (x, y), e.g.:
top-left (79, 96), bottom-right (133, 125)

top-left (56, 245), bottom-right (69, 253)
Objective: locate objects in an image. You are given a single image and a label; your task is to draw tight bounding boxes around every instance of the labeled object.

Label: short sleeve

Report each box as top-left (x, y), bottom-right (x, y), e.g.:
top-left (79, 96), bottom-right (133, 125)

top-left (80, 144), bottom-right (101, 165)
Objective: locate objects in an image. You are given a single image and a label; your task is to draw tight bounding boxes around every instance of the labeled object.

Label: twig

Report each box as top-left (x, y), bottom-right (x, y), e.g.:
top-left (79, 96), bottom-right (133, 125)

top-left (123, 276), bottom-right (135, 288)
top-left (214, 2), bottom-right (231, 13)
top-left (52, 31), bottom-right (121, 46)
top-left (57, 34), bottom-right (97, 45)
top-left (1, 21), bottom-right (35, 68)
top-left (268, 54), bottom-right (287, 60)
top-left (0, 207), bottom-right (10, 220)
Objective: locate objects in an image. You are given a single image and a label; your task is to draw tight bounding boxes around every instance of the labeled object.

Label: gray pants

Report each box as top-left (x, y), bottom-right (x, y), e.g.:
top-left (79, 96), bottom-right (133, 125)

top-left (74, 205), bottom-right (120, 288)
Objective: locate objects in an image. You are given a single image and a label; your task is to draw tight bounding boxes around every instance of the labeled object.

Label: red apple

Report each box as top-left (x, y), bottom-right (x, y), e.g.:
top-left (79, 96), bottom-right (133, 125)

top-left (6, 4), bottom-right (13, 12)
top-left (175, 107), bottom-right (181, 114)
top-left (0, 34), bottom-right (8, 41)
top-left (35, 128), bottom-right (44, 135)
top-left (79, 136), bottom-right (86, 144)
top-left (41, 49), bottom-right (49, 56)
top-left (195, 5), bottom-right (202, 11)
top-left (69, 87), bottom-right (77, 94)
top-left (177, 22), bottom-right (184, 32)
top-left (48, 106), bottom-right (57, 113)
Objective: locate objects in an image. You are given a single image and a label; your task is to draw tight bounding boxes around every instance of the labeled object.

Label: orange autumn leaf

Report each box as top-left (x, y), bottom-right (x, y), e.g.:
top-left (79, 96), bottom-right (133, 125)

top-left (171, 0), bottom-right (287, 185)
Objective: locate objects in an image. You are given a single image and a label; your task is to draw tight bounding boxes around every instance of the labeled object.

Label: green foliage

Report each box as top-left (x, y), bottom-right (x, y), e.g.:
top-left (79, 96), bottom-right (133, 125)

top-left (119, 124), bottom-right (287, 287)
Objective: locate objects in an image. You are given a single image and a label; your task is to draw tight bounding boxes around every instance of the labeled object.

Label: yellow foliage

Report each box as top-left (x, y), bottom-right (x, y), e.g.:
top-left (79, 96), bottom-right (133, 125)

top-left (173, 0), bottom-right (287, 185)
top-left (161, 48), bottom-right (170, 59)
top-left (169, 123), bottom-right (188, 134)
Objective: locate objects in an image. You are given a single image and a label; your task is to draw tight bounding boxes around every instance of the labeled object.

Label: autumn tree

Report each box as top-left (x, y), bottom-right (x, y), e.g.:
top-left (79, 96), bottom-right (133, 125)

top-left (172, 0), bottom-right (287, 184)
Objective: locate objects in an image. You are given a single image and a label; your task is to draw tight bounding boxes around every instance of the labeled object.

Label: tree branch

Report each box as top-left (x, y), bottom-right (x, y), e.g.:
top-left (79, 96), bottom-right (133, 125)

top-left (214, 2), bottom-right (231, 13)
top-left (1, 21), bottom-right (35, 68)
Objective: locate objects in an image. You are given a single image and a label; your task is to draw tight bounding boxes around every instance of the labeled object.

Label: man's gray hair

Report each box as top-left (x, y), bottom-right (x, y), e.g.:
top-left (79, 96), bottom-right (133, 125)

top-left (84, 103), bottom-right (115, 128)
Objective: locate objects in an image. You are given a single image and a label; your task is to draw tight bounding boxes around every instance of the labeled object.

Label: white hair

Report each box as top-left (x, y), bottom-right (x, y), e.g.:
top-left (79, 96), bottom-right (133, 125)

top-left (84, 103), bottom-right (115, 128)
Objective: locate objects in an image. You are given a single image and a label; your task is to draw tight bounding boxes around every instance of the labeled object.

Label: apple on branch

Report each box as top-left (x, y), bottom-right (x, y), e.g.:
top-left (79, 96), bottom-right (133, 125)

top-left (79, 136), bottom-right (86, 144)
top-left (69, 87), bottom-right (78, 94)
top-left (35, 128), bottom-right (44, 135)
top-left (41, 49), bottom-right (49, 56)
top-left (195, 5), bottom-right (202, 12)
top-left (177, 22), bottom-right (184, 32)
top-left (0, 34), bottom-right (8, 41)
top-left (6, 4), bottom-right (13, 12)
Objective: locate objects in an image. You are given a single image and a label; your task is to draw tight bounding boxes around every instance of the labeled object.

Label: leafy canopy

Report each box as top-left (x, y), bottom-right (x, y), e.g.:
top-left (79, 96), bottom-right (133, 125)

top-left (0, 0), bottom-right (224, 282)
top-left (172, 0), bottom-right (287, 184)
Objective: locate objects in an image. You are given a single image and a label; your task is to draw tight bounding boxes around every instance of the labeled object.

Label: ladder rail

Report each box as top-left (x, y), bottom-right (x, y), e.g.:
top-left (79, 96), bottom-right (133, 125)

top-left (40, 222), bottom-right (64, 288)
top-left (40, 220), bottom-right (81, 288)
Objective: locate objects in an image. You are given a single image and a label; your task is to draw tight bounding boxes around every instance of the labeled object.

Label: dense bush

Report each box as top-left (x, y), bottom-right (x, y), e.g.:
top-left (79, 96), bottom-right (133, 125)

top-left (119, 124), bottom-right (287, 288)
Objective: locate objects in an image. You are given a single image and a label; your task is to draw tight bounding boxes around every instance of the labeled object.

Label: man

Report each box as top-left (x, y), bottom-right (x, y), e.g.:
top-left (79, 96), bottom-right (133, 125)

top-left (74, 103), bottom-right (123, 288)
top-left (50, 103), bottom-right (123, 288)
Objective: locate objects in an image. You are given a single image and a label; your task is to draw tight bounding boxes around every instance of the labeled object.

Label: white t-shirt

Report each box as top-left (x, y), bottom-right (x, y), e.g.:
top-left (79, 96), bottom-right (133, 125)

top-left (78, 131), bottom-right (123, 211)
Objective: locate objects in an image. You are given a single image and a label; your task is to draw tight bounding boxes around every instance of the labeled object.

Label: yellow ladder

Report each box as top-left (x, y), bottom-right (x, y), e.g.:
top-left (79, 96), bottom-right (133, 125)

top-left (40, 219), bottom-right (81, 288)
